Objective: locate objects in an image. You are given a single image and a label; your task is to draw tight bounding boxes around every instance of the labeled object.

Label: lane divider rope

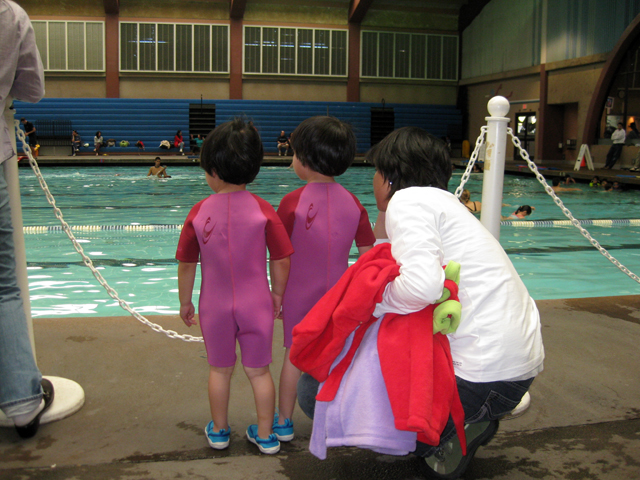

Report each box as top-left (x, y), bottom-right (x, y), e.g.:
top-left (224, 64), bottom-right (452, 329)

top-left (22, 218), bottom-right (640, 234)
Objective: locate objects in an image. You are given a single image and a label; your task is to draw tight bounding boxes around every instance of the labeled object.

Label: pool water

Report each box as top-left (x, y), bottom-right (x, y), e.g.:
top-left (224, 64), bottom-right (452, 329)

top-left (19, 166), bottom-right (640, 317)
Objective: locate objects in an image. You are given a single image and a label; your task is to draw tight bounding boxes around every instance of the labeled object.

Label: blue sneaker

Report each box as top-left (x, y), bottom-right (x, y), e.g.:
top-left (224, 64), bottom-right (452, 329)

top-left (246, 424), bottom-right (280, 454)
top-left (204, 421), bottom-right (230, 450)
top-left (272, 413), bottom-right (294, 442)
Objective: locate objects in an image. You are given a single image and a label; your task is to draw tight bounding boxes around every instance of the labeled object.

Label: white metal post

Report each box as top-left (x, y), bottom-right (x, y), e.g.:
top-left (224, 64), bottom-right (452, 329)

top-left (480, 96), bottom-right (510, 241)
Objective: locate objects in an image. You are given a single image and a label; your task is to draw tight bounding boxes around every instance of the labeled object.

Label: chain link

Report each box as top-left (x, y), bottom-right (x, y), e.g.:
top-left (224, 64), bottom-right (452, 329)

top-left (454, 126), bottom-right (487, 198)
top-left (14, 120), bottom-right (204, 343)
top-left (506, 128), bottom-right (639, 284)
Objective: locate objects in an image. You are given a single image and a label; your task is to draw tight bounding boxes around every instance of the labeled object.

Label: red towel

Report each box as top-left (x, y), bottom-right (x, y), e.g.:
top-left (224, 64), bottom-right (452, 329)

top-left (290, 243), bottom-right (466, 452)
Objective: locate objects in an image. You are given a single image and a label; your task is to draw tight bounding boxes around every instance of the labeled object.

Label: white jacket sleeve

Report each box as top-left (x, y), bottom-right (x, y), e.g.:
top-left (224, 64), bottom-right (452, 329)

top-left (372, 189), bottom-right (445, 318)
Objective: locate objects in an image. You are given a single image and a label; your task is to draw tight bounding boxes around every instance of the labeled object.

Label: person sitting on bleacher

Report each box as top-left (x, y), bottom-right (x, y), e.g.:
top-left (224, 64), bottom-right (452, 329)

top-left (94, 131), bottom-right (104, 156)
top-left (72, 130), bottom-right (81, 156)
top-left (277, 131), bottom-right (290, 156)
top-left (174, 130), bottom-right (185, 155)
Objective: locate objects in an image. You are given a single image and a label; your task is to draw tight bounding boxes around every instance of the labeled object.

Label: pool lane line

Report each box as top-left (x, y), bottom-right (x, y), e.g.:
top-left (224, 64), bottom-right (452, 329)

top-left (21, 219), bottom-right (640, 234)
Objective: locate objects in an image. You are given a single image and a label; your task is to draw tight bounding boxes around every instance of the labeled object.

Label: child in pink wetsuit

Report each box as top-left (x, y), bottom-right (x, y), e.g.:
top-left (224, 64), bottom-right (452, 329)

top-left (176, 118), bottom-right (293, 455)
top-left (274, 116), bottom-right (376, 442)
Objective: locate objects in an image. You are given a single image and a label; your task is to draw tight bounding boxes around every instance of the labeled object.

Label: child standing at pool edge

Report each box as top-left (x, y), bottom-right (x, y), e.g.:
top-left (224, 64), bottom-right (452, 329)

top-left (176, 118), bottom-right (294, 455)
top-left (274, 116), bottom-right (376, 441)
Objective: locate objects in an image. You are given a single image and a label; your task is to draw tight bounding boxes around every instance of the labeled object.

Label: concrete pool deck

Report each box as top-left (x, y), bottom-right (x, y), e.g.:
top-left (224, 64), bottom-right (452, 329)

top-left (1, 295), bottom-right (639, 480)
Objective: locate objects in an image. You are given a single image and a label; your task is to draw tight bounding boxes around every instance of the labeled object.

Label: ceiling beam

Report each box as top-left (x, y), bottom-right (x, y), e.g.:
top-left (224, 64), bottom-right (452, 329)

top-left (230, 0), bottom-right (248, 20)
top-left (103, 0), bottom-right (119, 15)
top-left (349, 0), bottom-right (374, 24)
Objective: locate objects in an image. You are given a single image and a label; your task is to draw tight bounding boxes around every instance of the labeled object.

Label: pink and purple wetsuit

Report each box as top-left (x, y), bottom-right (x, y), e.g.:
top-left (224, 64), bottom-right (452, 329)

top-left (277, 183), bottom-right (375, 347)
top-left (176, 191), bottom-right (294, 368)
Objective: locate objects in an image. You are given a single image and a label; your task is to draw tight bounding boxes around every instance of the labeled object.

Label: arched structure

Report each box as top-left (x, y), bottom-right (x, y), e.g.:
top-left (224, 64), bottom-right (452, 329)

top-left (582, 13), bottom-right (640, 145)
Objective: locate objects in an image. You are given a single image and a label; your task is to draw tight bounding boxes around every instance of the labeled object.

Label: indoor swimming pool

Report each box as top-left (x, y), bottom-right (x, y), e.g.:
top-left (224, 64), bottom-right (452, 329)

top-left (18, 165), bottom-right (640, 318)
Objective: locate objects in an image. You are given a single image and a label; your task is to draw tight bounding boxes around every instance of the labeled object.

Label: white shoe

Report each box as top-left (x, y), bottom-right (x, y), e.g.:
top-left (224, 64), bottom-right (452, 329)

top-left (502, 391), bottom-right (531, 420)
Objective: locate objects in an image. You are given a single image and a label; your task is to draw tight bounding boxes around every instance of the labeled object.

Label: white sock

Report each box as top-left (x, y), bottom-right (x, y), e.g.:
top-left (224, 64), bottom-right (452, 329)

top-left (12, 399), bottom-right (45, 427)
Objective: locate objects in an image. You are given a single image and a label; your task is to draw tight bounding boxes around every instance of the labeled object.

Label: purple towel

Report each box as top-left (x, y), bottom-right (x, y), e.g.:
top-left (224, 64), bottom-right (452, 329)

top-left (310, 316), bottom-right (417, 459)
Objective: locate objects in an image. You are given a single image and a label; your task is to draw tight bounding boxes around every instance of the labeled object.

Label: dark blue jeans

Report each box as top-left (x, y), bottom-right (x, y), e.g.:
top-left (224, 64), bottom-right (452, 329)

top-left (297, 372), bottom-right (534, 457)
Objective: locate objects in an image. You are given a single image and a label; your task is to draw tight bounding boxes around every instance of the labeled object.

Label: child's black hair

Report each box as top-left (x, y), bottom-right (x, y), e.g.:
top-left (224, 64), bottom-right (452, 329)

top-left (552, 178), bottom-right (561, 186)
top-left (289, 116), bottom-right (356, 177)
top-left (200, 118), bottom-right (263, 185)
top-left (366, 126), bottom-right (451, 197)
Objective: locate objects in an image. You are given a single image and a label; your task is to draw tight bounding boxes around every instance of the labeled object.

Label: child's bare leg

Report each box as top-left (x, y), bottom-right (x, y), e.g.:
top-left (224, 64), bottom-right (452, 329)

top-left (278, 348), bottom-right (301, 423)
top-left (244, 365), bottom-right (275, 438)
top-left (209, 365), bottom-right (234, 430)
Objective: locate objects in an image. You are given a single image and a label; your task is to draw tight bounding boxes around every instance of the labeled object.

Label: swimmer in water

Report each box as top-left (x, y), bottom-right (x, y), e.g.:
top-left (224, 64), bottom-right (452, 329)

top-left (147, 157), bottom-right (171, 178)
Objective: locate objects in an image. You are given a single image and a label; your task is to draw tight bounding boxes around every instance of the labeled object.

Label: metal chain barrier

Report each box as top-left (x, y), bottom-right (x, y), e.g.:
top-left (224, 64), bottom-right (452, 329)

top-left (506, 128), bottom-right (639, 284)
top-left (14, 120), bottom-right (204, 343)
top-left (454, 126), bottom-right (487, 198)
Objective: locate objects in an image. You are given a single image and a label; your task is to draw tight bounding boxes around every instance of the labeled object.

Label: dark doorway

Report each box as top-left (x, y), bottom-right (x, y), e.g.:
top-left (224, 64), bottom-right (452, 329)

top-left (370, 107), bottom-right (395, 147)
top-left (515, 113), bottom-right (536, 161)
top-left (189, 104), bottom-right (216, 138)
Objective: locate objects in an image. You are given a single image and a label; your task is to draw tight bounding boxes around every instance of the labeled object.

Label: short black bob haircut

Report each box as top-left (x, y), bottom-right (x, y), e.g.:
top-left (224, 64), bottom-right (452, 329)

top-left (200, 118), bottom-right (263, 185)
top-left (289, 116), bottom-right (356, 177)
top-left (366, 126), bottom-right (451, 198)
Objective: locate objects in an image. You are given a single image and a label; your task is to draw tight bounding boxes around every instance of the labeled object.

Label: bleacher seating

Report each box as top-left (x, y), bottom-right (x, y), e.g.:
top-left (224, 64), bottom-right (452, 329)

top-left (13, 98), bottom-right (462, 155)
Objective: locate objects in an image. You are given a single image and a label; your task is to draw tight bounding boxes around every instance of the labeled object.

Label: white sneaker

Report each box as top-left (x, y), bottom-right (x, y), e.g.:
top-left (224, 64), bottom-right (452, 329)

top-left (502, 391), bottom-right (531, 420)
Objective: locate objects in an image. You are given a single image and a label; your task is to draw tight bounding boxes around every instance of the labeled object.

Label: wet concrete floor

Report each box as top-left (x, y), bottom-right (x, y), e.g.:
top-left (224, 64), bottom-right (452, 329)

top-left (1, 295), bottom-right (639, 479)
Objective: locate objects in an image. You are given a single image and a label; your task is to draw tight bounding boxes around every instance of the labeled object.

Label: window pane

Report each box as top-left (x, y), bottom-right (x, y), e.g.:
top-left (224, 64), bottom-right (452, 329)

top-left (379, 32), bottom-right (394, 77)
top-left (121, 23), bottom-right (138, 70)
top-left (297, 29), bottom-right (313, 74)
top-left (194, 25), bottom-right (210, 72)
top-left (86, 22), bottom-right (103, 70)
top-left (157, 24), bottom-right (174, 71)
top-left (212, 25), bottom-right (228, 72)
top-left (426, 35), bottom-right (442, 79)
top-left (66, 22), bottom-right (84, 70)
top-left (48, 22), bottom-right (66, 70)
top-left (176, 24), bottom-right (192, 71)
top-left (262, 27), bottom-right (278, 74)
top-left (411, 34), bottom-right (426, 79)
top-left (139, 24), bottom-right (156, 71)
top-left (280, 28), bottom-right (295, 74)
top-left (361, 31), bottom-right (377, 77)
top-left (331, 30), bottom-right (346, 76)
top-left (394, 33), bottom-right (410, 78)
top-left (32, 22), bottom-right (48, 69)
top-left (244, 26), bottom-right (261, 73)
top-left (442, 36), bottom-right (458, 80)
top-left (314, 30), bottom-right (329, 75)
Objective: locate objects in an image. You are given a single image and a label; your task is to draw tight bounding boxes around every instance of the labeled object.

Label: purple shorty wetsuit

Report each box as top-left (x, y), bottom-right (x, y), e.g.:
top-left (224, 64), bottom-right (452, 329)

top-left (176, 191), bottom-right (293, 368)
top-left (277, 183), bottom-right (375, 347)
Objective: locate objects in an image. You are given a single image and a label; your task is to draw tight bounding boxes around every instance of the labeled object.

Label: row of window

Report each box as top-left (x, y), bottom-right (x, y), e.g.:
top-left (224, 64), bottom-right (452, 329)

top-left (31, 20), bottom-right (458, 81)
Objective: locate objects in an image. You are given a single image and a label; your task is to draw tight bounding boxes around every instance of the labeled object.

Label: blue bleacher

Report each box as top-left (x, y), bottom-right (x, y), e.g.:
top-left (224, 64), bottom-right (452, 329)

top-left (13, 98), bottom-right (462, 154)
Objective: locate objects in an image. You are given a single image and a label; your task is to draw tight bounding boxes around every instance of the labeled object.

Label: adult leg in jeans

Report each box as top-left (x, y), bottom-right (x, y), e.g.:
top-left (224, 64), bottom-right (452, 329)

top-left (297, 373), bottom-right (319, 420)
top-left (0, 165), bottom-right (43, 425)
top-left (414, 376), bottom-right (534, 458)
